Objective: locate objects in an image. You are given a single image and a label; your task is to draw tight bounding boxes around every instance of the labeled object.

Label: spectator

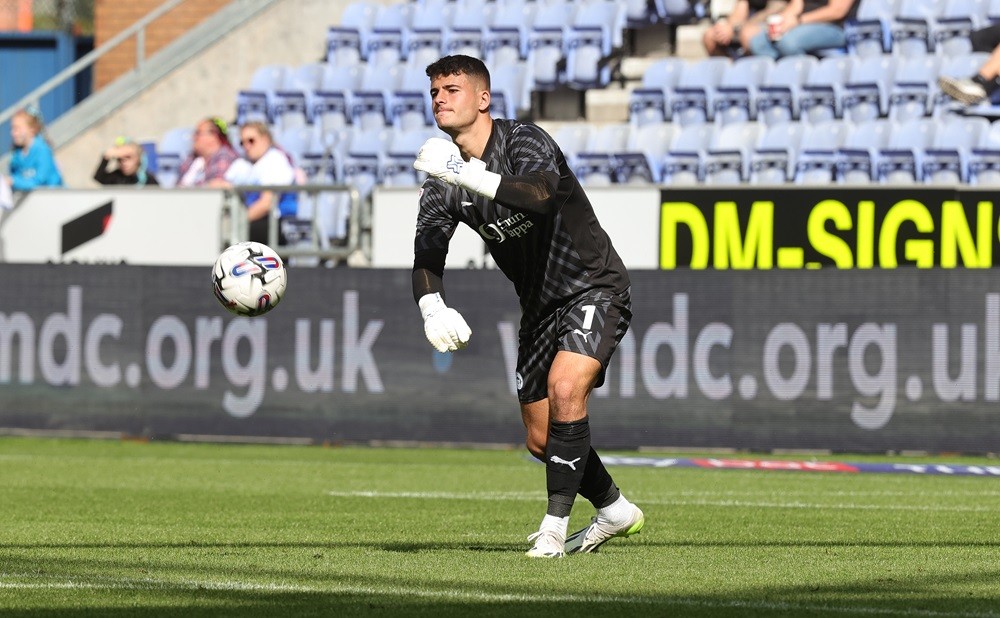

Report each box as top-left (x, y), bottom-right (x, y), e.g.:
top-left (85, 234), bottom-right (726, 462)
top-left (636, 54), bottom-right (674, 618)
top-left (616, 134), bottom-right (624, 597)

top-left (222, 121), bottom-right (298, 245)
top-left (703, 0), bottom-right (788, 57)
top-left (176, 117), bottom-right (239, 187)
top-left (748, 0), bottom-right (859, 59)
top-left (8, 106), bottom-right (63, 191)
top-left (938, 25), bottom-right (1000, 105)
top-left (94, 137), bottom-right (159, 186)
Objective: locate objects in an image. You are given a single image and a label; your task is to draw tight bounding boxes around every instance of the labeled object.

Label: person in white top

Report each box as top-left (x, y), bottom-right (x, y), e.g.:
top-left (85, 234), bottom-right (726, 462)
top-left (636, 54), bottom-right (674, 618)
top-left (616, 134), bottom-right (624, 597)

top-left (223, 121), bottom-right (298, 246)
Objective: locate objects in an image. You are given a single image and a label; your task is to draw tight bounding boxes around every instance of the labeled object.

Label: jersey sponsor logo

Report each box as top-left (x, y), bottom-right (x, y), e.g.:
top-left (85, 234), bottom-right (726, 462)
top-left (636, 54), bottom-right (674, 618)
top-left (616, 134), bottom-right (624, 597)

top-left (477, 212), bottom-right (534, 243)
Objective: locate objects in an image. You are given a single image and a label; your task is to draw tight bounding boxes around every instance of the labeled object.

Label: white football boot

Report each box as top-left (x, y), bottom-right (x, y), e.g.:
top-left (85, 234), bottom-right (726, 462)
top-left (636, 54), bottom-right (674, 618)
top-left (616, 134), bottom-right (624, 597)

top-left (564, 503), bottom-right (644, 554)
top-left (525, 528), bottom-right (566, 558)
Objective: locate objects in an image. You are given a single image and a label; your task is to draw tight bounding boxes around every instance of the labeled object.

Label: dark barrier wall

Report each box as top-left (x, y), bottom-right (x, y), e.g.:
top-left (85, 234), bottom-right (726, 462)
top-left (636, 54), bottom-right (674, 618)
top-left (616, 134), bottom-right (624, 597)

top-left (2, 265), bottom-right (1000, 453)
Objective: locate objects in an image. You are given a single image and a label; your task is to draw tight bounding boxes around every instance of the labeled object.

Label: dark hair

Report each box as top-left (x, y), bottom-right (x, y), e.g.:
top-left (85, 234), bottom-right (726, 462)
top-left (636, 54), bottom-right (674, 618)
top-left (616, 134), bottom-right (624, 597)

top-left (425, 54), bottom-right (491, 90)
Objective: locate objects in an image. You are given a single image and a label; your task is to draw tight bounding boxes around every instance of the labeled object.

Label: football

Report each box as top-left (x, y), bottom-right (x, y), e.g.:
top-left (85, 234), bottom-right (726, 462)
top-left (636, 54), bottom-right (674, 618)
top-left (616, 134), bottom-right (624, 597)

top-left (212, 241), bottom-right (287, 316)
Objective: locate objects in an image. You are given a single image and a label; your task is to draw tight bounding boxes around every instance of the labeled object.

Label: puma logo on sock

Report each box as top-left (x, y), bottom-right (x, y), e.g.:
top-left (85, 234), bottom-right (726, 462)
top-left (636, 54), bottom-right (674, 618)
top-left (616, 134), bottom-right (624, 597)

top-left (550, 455), bottom-right (581, 470)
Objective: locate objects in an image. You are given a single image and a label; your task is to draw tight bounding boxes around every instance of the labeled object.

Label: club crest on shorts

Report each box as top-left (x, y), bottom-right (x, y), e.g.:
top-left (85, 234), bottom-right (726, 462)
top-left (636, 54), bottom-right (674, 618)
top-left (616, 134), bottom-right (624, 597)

top-left (515, 372), bottom-right (524, 391)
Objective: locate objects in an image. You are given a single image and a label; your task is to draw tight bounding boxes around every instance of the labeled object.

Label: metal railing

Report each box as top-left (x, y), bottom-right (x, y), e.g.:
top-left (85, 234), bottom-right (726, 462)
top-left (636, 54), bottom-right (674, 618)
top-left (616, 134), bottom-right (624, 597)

top-left (223, 183), bottom-right (366, 262)
top-left (0, 0), bottom-right (187, 128)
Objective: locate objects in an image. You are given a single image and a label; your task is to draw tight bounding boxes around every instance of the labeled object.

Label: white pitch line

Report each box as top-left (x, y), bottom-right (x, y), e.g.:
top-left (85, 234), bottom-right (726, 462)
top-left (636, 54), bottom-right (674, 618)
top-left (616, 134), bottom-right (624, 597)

top-left (325, 490), bottom-right (998, 512)
top-left (0, 574), bottom-right (997, 618)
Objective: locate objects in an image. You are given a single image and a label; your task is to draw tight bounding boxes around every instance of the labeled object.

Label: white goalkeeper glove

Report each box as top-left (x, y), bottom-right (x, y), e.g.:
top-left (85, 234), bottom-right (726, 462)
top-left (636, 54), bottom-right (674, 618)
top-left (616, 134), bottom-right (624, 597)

top-left (413, 137), bottom-right (501, 199)
top-left (418, 293), bottom-right (472, 353)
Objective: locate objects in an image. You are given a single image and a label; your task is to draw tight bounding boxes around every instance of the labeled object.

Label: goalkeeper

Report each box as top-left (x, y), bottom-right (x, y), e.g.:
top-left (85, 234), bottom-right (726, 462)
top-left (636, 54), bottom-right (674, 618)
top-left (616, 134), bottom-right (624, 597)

top-left (411, 55), bottom-right (644, 558)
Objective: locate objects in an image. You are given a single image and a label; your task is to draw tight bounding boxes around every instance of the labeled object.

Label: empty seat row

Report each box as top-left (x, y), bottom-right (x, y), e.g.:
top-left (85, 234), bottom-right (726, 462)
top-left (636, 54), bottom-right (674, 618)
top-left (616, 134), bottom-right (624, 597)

top-left (550, 116), bottom-right (1000, 186)
top-left (628, 51), bottom-right (989, 128)
top-left (848, 0), bottom-right (1000, 57)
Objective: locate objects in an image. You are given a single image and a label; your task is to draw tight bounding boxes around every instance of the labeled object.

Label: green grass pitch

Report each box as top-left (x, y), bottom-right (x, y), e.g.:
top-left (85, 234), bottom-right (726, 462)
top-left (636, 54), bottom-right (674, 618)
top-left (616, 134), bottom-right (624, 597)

top-left (1, 437), bottom-right (999, 617)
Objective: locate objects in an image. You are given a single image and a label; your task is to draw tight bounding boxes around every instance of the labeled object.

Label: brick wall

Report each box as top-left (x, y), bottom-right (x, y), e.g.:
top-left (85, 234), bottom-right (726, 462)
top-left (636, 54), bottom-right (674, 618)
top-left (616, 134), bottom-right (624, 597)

top-left (93, 0), bottom-right (226, 90)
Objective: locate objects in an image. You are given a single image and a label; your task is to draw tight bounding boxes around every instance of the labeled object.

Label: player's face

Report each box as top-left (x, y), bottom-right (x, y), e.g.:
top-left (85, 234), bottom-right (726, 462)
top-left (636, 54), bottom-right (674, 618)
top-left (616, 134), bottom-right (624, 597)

top-left (429, 72), bottom-right (486, 132)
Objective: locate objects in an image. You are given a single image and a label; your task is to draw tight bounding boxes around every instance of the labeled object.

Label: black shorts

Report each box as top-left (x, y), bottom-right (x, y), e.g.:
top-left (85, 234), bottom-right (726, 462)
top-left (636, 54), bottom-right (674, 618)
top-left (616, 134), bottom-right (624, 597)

top-left (515, 287), bottom-right (632, 404)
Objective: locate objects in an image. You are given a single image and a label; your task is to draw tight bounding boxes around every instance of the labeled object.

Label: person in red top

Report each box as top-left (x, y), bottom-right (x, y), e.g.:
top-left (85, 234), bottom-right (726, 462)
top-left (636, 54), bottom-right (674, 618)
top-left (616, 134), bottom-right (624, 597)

top-left (177, 117), bottom-right (238, 187)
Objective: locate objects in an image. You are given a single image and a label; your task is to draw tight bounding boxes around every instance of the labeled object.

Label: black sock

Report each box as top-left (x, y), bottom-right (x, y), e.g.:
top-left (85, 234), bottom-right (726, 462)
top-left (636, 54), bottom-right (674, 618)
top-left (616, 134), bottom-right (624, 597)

top-left (545, 417), bottom-right (591, 518)
top-left (578, 447), bottom-right (621, 509)
top-left (973, 74), bottom-right (1000, 95)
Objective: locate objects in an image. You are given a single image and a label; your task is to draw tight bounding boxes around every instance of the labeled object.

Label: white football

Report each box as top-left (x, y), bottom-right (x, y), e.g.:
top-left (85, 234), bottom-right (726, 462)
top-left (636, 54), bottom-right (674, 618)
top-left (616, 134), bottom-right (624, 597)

top-left (212, 241), bottom-right (287, 316)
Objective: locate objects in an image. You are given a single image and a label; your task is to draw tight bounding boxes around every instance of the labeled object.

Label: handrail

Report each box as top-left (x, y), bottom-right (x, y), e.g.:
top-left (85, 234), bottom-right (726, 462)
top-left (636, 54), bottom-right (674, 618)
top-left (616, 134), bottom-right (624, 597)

top-left (0, 0), bottom-right (188, 127)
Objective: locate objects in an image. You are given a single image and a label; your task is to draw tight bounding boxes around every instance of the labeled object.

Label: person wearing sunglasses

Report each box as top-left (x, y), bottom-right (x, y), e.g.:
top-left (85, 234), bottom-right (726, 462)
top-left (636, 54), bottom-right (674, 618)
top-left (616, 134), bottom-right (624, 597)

top-left (221, 121), bottom-right (298, 245)
top-left (177, 117), bottom-right (239, 188)
top-left (94, 137), bottom-right (158, 186)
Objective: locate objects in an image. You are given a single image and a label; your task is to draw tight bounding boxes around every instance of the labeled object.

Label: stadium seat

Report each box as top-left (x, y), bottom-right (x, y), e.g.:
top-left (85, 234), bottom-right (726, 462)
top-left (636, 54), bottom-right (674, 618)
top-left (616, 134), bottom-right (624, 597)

top-left (702, 121), bottom-right (762, 184)
top-left (933, 52), bottom-right (990, 115)
top-left (891, 0), bottom-right (947, 57)
top-left (326, 1), bottom-right (377, 64)
top-left (833, 119), bottom-right (892, 184)
top-left (756, 55), bottom-right (817, 125)
top-left (350, 60), bottom-right (403, 131)
top-left (652, 0), bottom-right (700, 23)
top-left (485, 0), bottom-right (537, 63)
top-left (272, 125), bottom-right (314, 167)
top-left (314, 64), bottom-right (362, 133)
top-left (968, 120), bottom-right (1000, 184)
top-left (932, 0), bottom-right (990, 58)
top-left (624, 0), bottom-right (657, 28)
top-left (391, 65), bottom-right (434, 131)
top-left (661, 123), bottom-right (715, 185)
top-left (273, 62), bottom-right (326, 130)
top-left (713, 56), bottom-right (773, 125)
top-left (155, 126), bottom-right (193, 189)
top-left (922, 114), bottom-right (989, 184)
top-left (749, 121), bottom-right (805, 184)
top-left (989, 0), bottom-right (1000, 22)
top-left (526, 0), bottom-right (577, 91)
top-left (794, 120), bottom-right (849, 184)
top-left (670, 56), bottom-right (730, 126)
top-left (574, 152), bottom-right (617, 185)
top-left (628, 57), bottom-right (685, 125)
top-left (798, 55), bottom-right (852, 124)
top-left (235, 64), bottom-right (290, 125)
top-left (841, 54), bottom-right (897, 123)
top-left (875, 118), bottom-right (936, 184)
top-left (617, 120), bottom-right (675, 183)
top-left (381, 126), bottom-right (435, 186)
top-left (342, 126), bottom-right (392, 198)
top-left (489, 60), bottom-right (531, 119)
top-left (551, 123), bottom-right (592, 165)
top-left (564, 0), bottom-right (626, 90)
top-left (845, 0), bottom-right (901, 57)
top-left (888, 54), bottom-right (941, 121)
top-left (406, 28), bottom-right (444, 68)
top-left (365, 2), bottom-right (408, 65)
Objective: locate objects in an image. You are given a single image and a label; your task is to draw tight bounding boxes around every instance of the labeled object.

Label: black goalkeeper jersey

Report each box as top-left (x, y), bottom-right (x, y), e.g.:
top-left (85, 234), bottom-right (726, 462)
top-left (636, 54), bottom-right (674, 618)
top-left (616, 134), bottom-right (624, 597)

top-left (414, 118), bottom-right (630, 327)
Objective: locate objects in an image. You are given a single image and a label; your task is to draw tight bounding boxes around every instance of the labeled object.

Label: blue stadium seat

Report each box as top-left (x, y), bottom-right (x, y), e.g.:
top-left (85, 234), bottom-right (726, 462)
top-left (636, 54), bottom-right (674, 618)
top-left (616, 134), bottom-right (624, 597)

top-left (888, 54), bottom-right (940, 121)
top-left (756, 55), bottom-right (817, 125)
top-left (713, 56), bottom-right (773, 125)
top-left (526, 0), bottom-right (577, 91)
top-left (653, 0), bottom-right (700, 23)
top-left (273, 62), bottom-right (326, 129)
top-left (624, 0), bottom-right (657, 28)
top-left (968, 120), bottom-right (1000, 184)
top-left (989, 0), bottom-right (1000, 22)
top-left (933, 52), bottom-right (990, 115)
top-left (749, 121), bottom-right (805, 184)
top-left (381, 126), bottom-right (436, 186)
top-left (891, 0), bottom-right (947, 57)
top-left (489, 60), bottom-right (531, 119)
top-left (485, 0), bottom-right (537, 63)
top-left (932, 0), bottom-right (990, 57)
top-left (155, 126), bottom-right (193, 189)
top-left (832, 119), bottom-right (891, 184)
top-left (670, 56), bottom-right (730, 126)
top-left (922, 115), bottom-right (989, 184)
top-left (617, 121), bottom-right (675, 183)
top-left (564, 0), bottom-right (626, 90)
top-left (703, 121), bottom-right (763, 184)
top-left (841, 54), bottom-right (897, 123)
top-left (628, 57), bottom-right (684, 125)
top-left (845, 0), bottom-right (901, 57)
top-left (391, 66), bottom-right (434, 131)
top-left (574, 152), bottom-right (617, 185)
top-left (342, 126), bottom-right (392, 198)
top-left (875, 118), bottom-right (936, 184)
top-left (328, 1), bottom-right (378, 63)
top-left (798, 55), bottom-right (852, 124)
top-left (794, 120), bottom-right (850, 184)
top-left (350, 60), bottom-right (403, 130)
top-left (661, 123), bottom-right (715, 185)
top-left (551, 123), bottom-right (592, 165)
top-left (365, 2), bottom-right (409, 64)
top-left (236, 64), bottom-right (290, 124)
top-left (314, 64), bottom-right (362, 133)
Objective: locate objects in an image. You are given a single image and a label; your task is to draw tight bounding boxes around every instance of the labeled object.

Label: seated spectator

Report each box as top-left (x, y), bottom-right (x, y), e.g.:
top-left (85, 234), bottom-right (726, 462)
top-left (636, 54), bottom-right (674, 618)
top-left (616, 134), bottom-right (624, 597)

top-left (938, 26), bottom-right (1000, 105)
top-left (222, 121), bottom-right (298, 246)
top-left (94, 137), bottom-right (159, 186)
top-left (8, 106), bottom-right (63, 191)
top-left (176, 117), bottom-right (239, 187)
top-left (748, 0), bottom-right (859, 59)
top-left (704, 0), bottom-right (788, 57)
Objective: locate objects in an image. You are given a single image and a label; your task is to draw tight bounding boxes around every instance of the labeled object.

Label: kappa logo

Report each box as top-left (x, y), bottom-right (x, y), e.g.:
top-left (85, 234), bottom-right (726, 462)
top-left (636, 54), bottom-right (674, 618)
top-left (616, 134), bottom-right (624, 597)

top-left (550, 455), bottom-right (581, 470)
